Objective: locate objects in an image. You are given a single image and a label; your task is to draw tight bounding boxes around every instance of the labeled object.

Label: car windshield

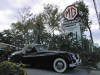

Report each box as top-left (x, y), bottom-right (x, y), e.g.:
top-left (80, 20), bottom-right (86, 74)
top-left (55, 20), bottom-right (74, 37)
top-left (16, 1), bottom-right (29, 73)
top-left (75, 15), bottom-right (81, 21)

top-left (35, 45), bottom-right (47, 52)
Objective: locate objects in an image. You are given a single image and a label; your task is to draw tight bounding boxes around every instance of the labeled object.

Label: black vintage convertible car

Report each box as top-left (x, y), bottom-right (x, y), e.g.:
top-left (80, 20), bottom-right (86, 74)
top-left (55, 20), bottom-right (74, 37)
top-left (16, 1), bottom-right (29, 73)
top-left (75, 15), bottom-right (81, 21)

top-left (9, 44), bottom-right (81, 73)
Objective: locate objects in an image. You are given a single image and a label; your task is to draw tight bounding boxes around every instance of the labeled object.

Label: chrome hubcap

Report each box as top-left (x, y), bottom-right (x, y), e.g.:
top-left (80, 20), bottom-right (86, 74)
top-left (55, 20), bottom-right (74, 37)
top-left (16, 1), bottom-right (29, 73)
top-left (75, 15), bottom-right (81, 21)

top-left (56, 61), bottom-right (64, 70)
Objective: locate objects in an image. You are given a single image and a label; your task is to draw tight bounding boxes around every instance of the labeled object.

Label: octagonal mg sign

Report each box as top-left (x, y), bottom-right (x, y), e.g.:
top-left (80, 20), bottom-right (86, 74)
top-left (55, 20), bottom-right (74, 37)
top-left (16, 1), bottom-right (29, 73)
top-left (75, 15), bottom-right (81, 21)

top-left (63, 5), bottom-right (78, 21)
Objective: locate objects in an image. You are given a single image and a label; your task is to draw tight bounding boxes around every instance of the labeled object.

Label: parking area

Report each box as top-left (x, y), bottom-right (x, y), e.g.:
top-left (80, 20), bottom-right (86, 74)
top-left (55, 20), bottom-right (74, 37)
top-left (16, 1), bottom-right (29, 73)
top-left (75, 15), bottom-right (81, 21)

top-left (24, 67), bottom-right (95, 75)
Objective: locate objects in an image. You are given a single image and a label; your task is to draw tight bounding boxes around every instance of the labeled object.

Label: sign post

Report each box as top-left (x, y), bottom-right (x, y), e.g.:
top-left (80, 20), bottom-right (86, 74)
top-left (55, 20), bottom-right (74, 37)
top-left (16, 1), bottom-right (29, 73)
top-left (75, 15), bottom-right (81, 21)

top-left (63, 5), bottom-right (80, 38)
top-left (62, 5), bottom-right (82, 46)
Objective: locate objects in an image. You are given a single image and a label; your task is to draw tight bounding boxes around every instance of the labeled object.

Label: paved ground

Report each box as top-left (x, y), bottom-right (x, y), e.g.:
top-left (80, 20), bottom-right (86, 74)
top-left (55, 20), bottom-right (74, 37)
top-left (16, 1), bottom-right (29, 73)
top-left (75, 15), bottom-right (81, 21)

top-left (23, 62), bottom-right (100, 75)
top-left (88, 71), bottom-right (100, 75)
top-left (24, 66), bottom-right (100, 75)
top-left (97, 62), bottom-right (100, 68)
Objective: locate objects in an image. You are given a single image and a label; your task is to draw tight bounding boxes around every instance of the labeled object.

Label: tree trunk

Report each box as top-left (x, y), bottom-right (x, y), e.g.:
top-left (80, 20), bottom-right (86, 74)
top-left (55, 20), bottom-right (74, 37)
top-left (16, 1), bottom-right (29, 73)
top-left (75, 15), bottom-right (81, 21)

top-left (87, 26), bottom-right (94, 52)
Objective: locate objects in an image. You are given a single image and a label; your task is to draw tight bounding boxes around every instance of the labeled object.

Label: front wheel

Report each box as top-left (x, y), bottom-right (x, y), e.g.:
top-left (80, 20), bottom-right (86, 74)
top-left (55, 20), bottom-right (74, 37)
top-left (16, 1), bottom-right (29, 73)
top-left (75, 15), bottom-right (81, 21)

top-left (53, 58), bottom-right (68, 73)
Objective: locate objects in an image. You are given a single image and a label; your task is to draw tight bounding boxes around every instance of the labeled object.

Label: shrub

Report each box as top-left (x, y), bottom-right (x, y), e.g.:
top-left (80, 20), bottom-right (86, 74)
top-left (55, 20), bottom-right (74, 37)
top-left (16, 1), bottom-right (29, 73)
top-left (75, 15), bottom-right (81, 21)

top-left (0, 61), bottom-right (27, 75)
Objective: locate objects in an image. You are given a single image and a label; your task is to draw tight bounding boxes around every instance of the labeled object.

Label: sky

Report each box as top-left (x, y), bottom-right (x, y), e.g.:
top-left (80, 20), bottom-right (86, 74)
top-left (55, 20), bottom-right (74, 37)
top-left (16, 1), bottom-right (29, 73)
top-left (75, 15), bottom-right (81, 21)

top-left (0, 0), bottom-right (100, 46)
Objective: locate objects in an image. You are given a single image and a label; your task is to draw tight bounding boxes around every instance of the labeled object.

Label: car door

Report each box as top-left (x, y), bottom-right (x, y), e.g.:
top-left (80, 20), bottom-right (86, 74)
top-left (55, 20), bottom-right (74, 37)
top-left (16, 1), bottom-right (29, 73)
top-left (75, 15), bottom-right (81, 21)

top-left (22, 51), bottom-right (50, 65)
top-left (22, 52), bottom-right (38, 64)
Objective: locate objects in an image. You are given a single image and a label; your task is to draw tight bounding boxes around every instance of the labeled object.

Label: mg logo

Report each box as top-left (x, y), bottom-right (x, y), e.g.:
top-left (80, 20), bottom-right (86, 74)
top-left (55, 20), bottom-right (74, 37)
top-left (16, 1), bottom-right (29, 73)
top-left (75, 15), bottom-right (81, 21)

top-left (63, 5), bottom-right (78, 21)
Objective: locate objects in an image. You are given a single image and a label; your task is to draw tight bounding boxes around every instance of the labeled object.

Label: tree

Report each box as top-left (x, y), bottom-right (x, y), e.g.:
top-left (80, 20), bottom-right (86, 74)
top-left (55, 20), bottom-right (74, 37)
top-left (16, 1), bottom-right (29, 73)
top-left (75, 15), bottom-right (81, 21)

top-left (0, 30), bottom-right (24, 47)
top-left (42, 4), bottom-right (62, 48)
top-left (12, 7), bottom-right (33, 44)
top-left (32, 14), bottom-right (45, 44)
top-left (43, 4), bottom-right (61, 35)
top-left (74, 1), bottom-right (94, 51)
top-left (0, 30), bottom-right (13, 44)
top-left (74, 1), bottom-right (89, 32)
top-left (11, 7), bottom-right (46, 44)
top-left (0, 33), bottom-right (3, 42)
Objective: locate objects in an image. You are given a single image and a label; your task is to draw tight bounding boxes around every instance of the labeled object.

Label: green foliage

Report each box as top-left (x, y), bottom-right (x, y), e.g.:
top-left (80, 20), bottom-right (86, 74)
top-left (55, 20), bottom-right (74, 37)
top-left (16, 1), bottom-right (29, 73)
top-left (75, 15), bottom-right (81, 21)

top-left (11, 7), bottom-right (46, 44)
top-left (0, 46), bottom-right (17, 61)
top-left (40, 33), bottom-right (82, 51)
top-left (74, 1), bottom-right (94, 51)
top-left (0, 30), bottom-right (24, 47)
top-left (74, 1), bottom-right (89, 32)
top-left (0, 33), bottom-right (3, 42)
top-left (0, 2), bottom-right (95, 54)
top-left (0, 30), bottom-right (13, 44)
top-left (0, 61), bottom-right (26, 75)
top-left (43, 4), bottom-right (61, 34)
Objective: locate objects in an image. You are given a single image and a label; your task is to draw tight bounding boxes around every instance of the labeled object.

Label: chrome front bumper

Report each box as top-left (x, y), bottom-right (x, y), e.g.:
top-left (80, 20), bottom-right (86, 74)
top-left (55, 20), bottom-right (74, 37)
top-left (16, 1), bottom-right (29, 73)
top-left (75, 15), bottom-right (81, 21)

top-left (69, 59), bottom-right (81, 67)
top-left (69, 54), bottom-right (81, 68)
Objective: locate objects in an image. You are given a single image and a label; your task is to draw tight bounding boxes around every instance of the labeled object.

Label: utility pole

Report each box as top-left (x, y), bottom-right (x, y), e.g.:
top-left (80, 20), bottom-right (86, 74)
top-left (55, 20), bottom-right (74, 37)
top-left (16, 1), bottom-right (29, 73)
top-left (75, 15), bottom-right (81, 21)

top-left (98, 12), bottom-right (100, 29)
top-left (93, 0), bottom-right (100, 29)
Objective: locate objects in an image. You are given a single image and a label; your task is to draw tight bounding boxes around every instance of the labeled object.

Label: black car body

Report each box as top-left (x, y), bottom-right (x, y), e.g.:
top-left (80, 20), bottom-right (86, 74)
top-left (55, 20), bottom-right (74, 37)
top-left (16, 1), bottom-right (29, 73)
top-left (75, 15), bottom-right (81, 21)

top-left (9, 44), bottom-right (81, 73)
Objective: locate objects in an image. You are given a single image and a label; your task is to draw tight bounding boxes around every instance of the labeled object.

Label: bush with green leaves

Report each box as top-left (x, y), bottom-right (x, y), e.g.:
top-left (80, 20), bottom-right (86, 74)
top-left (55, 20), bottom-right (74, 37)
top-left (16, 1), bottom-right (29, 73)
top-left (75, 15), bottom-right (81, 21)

top-left (0, 61), bottom-right (27, 75)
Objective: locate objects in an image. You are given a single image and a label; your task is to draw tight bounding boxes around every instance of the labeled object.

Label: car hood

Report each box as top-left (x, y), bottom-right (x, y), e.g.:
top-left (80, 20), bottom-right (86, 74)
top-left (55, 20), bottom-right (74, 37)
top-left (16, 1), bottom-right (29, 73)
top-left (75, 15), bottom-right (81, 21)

top-left (11, 50), bottom-right (23, 56)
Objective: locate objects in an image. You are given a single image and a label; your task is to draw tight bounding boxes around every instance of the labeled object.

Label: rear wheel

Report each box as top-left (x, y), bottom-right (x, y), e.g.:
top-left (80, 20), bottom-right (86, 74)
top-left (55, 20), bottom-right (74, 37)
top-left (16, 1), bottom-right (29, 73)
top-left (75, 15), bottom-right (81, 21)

top-left (53, 58), bottom-right (68, 73)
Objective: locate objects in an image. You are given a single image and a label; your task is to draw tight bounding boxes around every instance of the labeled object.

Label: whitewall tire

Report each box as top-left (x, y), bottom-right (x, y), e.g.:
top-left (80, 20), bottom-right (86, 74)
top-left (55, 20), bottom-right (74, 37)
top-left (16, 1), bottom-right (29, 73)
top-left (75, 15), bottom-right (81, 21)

top-left (53, 58), bottom-right (68, 73)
